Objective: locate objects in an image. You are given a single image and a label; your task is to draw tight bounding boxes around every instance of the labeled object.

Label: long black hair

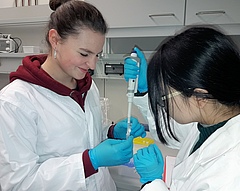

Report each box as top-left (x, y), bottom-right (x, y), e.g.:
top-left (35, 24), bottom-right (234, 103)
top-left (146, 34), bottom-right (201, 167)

top-left (147, 25), bottom-right (240, 144)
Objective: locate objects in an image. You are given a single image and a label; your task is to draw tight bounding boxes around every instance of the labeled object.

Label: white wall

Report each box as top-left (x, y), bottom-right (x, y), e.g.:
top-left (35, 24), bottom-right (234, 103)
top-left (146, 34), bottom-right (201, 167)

top-left (0, 74), bottom-right (9, 89)
top-left (0, 0), bottom-right (49, 8)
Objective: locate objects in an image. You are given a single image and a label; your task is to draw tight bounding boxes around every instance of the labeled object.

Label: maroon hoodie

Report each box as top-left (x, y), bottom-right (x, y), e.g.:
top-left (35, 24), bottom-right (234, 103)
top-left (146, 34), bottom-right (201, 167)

top-left (10, 54), bottom-right (92, 110)
top-left (10, 54), bottom-right (99, 177)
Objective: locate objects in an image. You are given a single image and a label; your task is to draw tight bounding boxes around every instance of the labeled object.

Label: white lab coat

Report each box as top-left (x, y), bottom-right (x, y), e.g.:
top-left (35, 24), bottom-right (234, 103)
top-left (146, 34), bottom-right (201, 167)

top-left (0, 79), bottom-right (116, 191)
top-left (134, 94), bottom-right (240, 191)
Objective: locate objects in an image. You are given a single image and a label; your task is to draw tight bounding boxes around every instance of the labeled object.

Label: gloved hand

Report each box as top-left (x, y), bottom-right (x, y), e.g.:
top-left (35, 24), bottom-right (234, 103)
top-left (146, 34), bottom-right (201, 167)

top-left (114, 117), bottom-right (146, 140)
top-left (124, 47), bottom-right (148, 93)
top-left (133, 144), bottom-right (164, 184)
top-left (89, 136), bottom-right (134, 170)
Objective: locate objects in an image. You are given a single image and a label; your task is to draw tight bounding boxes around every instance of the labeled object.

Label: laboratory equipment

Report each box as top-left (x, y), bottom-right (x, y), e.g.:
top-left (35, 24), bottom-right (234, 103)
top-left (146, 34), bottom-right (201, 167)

top-left (0, 34), bottom-right (15, 53)
top-left (125, 50), bottom-right (140, 139)
top-left (104, 63), bottom-right (124, 75)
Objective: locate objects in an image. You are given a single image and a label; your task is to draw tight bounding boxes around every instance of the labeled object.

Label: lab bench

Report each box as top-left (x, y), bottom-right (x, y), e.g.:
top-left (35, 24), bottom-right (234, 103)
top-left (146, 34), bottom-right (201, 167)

top-left (109, 166), bottom-right (141, 191)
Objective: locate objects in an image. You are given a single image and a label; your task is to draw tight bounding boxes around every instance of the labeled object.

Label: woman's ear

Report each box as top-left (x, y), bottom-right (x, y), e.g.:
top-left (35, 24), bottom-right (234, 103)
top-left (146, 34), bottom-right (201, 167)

top-left (48, 29), bottom-right (59, 49)
top-left (193, 88), bottom-right (209, 109)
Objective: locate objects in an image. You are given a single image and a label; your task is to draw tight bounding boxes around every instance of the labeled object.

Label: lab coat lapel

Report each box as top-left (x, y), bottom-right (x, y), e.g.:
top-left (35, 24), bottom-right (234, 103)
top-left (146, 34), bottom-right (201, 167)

top-left (173, 114), bottom-right (240, 179)
top-left (84, 81), bottom-right (102, 148)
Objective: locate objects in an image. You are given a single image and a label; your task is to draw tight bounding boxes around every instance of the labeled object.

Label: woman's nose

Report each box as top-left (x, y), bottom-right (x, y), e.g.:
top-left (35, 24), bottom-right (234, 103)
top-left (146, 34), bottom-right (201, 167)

top-left (87, 56), bottom-right (98, 70)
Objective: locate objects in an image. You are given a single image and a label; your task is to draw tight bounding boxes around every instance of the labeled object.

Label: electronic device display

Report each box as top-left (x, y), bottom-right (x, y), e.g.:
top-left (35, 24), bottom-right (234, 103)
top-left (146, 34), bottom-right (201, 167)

top-left (104, 63), bottom-right (124, 75)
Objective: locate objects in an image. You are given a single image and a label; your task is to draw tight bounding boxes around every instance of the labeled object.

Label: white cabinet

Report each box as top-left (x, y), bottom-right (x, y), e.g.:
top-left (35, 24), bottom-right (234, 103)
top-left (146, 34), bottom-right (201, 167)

top-left (88, 0), bottom-right (185, 28)
top-left (0, 4), bottom-right (52, 26)
top-left (87, 0), bottom-right (240, 36)
top-left (0, 1), bottom-right (239, 34)
top-left (186, 0), bottom-right (240, 25)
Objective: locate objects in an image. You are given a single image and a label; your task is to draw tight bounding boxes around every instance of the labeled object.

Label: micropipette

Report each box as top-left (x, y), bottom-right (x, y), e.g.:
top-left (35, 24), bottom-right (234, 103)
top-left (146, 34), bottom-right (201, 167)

top-left (126, 50), bottom-right (140, 139)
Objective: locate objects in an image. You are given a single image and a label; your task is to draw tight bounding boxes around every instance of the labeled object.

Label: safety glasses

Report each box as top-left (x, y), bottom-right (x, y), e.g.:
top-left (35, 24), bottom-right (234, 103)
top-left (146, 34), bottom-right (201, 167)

top-left (159, 91), bottom-right (181, 107)
top-left (159, 89), bottom-right (214, 108)
top-left (161, 91), bottom-right (182, 101)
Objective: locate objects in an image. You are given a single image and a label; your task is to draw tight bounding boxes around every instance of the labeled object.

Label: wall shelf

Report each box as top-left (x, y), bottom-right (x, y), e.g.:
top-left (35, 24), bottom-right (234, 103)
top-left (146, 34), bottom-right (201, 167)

top-left (0, 53), bottom-right (44, 58)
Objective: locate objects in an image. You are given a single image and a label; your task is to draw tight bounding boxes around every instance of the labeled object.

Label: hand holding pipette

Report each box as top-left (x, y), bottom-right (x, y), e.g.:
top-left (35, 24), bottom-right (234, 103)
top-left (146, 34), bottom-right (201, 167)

top-left (113, 117), bottom-right (146, 140)
top-left (124, 47), bottom-right (148, 93)
top-left (124, 47), bottom-right (148, 139)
